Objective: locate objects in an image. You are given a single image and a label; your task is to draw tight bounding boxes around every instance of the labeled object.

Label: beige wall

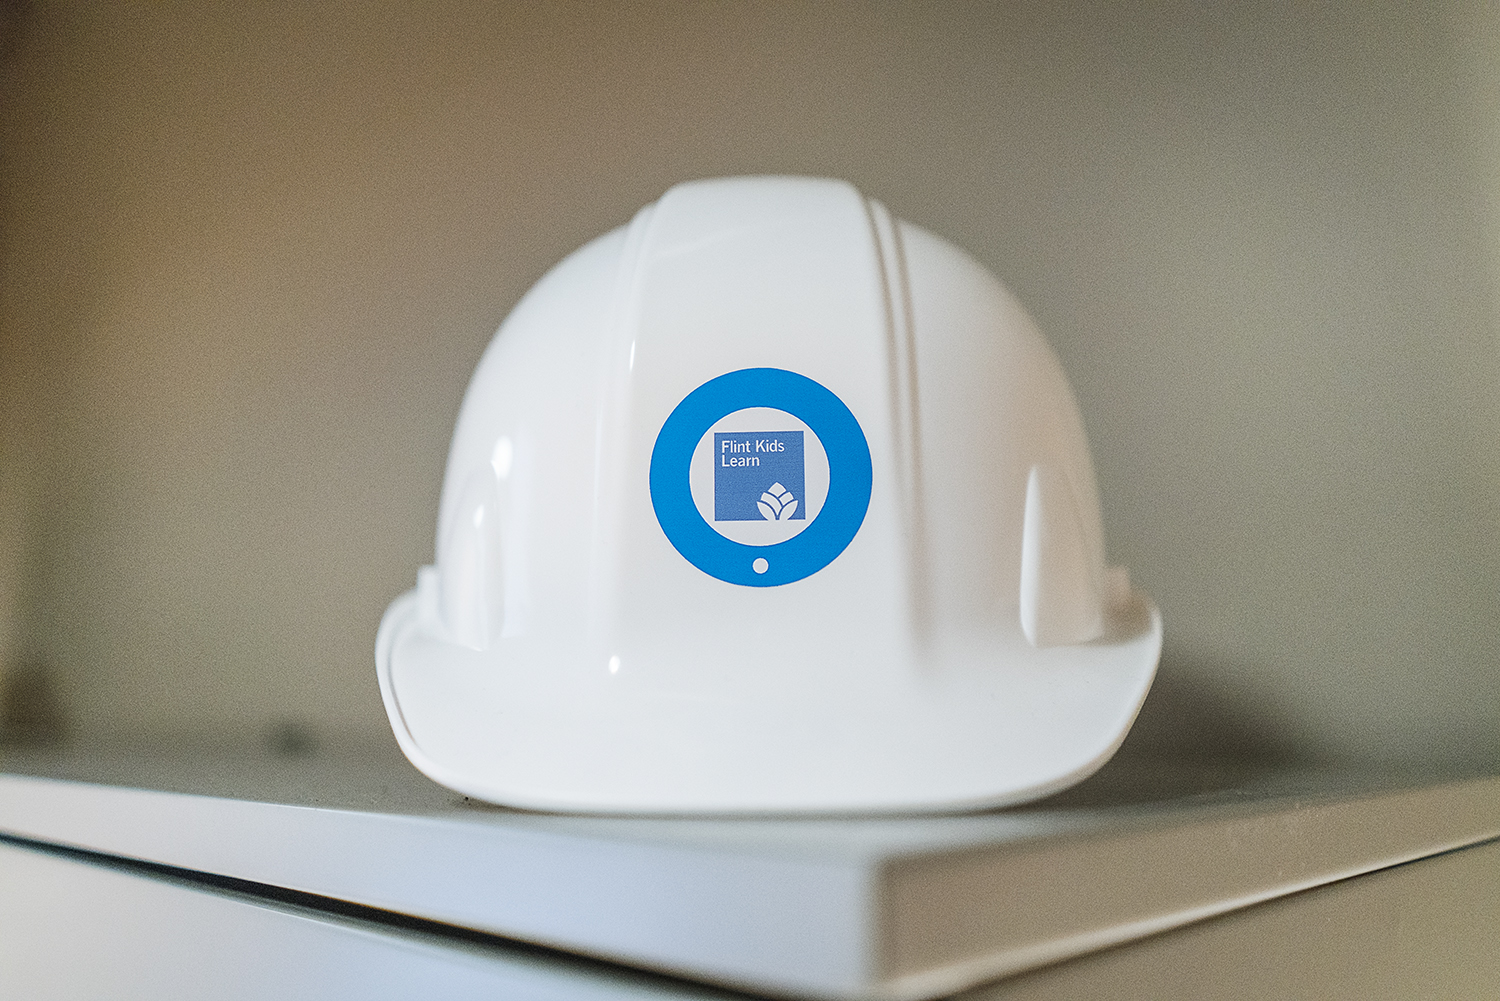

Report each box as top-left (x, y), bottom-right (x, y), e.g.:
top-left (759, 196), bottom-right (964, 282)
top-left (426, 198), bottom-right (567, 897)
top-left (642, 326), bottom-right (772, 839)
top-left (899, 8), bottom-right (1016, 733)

top-left (2, 1), bottom-right (1497, 764)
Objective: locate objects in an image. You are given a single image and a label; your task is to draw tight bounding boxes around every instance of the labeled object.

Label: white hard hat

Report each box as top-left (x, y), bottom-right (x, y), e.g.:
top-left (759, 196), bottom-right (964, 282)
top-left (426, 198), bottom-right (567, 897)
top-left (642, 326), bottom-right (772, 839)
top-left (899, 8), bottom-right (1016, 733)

top-left (376, 176), bottom-right (1161, 814)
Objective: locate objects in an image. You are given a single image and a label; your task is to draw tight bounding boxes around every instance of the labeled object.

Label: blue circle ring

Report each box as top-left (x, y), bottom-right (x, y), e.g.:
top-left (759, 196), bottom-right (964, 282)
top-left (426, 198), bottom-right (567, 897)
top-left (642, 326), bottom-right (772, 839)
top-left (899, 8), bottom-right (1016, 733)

top-left (650, 369), bottom-right (873, 587)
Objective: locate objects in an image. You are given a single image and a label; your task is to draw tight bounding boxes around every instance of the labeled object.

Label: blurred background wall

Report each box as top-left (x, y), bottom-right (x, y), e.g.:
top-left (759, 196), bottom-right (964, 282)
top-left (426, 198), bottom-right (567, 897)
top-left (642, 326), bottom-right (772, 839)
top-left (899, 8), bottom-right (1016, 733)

top-left (1, 1), bottom-right (1497, 766)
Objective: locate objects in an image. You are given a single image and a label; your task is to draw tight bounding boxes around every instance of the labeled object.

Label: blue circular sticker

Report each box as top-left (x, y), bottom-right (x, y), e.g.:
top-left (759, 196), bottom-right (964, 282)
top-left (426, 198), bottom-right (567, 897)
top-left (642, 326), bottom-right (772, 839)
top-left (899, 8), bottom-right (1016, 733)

top-left (650, 368), bottom-right (872, 587)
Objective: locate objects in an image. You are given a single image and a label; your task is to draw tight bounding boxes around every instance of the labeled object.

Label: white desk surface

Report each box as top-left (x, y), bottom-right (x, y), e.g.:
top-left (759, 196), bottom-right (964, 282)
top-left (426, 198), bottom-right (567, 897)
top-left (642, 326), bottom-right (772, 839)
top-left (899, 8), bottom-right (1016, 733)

top-left (1, 745), bottom-right (1496, 1001)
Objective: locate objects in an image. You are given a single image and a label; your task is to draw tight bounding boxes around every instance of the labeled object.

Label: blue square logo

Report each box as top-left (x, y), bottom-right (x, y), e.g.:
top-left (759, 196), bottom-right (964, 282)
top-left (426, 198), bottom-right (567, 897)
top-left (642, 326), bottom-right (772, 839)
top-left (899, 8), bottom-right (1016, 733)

top-left (714, 431), bottom-right (805, 521)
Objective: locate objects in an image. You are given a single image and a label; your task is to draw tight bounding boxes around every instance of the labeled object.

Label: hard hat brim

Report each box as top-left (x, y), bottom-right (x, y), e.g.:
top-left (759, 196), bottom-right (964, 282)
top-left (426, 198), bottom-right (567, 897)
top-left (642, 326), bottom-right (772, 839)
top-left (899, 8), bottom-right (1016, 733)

top-left (377, 587), bottom-right (1161, 815)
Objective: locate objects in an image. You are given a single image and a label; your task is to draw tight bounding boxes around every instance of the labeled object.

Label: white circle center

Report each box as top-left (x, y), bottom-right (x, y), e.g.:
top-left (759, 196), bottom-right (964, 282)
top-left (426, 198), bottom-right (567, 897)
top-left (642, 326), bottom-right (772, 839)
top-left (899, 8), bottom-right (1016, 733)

top-left (689, 407), bottom-right (829, 547)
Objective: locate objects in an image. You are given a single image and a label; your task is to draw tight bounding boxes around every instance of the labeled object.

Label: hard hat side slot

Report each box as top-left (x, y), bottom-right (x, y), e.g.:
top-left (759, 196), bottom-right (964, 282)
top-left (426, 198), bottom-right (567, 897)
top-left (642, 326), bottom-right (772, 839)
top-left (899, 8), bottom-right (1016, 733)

top-left (437, 466), bottom-right (507, 651)
top-left (1020, 463), bottom-right (1105, 648)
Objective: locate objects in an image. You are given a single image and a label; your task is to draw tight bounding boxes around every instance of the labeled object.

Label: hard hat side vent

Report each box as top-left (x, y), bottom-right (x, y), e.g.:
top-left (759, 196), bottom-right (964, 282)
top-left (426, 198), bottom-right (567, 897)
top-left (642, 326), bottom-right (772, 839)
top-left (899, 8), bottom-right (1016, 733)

top-left (1020, 464), bottom-right (1104, 648)
top-left (438, 466), bottom-right (506, 651)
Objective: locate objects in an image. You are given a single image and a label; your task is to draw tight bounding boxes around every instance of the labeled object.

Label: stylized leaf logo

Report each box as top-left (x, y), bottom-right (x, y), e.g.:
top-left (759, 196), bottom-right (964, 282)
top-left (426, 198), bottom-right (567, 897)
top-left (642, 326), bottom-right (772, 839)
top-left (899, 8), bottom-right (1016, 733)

top-left (759, 482), bottom-right (797, 521)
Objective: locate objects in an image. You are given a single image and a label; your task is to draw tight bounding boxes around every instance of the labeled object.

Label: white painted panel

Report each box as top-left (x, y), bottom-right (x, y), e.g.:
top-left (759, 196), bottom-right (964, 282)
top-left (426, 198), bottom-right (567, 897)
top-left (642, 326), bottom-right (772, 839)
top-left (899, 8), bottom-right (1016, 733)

top-left (0, 840), bottom-right (728, 1001)
top-left (1, 754), bottom-right (1497, 1000)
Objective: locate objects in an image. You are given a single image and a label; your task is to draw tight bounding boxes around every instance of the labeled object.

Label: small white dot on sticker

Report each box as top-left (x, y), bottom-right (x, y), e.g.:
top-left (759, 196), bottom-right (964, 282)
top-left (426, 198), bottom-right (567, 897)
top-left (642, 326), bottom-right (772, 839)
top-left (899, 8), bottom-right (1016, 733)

top-left (607, 655), bottom-right (620, 675)
top-left (752, 558), bottom-right (769, 574)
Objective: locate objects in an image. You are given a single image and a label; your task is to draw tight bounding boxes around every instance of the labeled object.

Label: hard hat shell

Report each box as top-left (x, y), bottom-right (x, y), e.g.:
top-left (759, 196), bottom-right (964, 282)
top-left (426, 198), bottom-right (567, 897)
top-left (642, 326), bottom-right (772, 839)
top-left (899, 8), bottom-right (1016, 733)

top-left (377, 176), bottom-right (1161, 814)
